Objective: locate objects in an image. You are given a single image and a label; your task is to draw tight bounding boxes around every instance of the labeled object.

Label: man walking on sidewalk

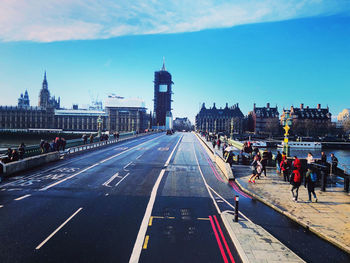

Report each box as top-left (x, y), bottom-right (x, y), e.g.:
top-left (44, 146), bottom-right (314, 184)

top-left (290, 168), bottom-right (301, 202)
top-left (305, 169), bottom-right (318, 203)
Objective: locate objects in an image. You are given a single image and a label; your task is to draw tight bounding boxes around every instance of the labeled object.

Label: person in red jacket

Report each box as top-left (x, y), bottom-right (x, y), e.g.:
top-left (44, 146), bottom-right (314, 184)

top-left (280, 159), bottom-right (290, 182)
top-left (290, 168), bottom-right (302, 202)
top-left (292, 156), bottom-right (301, 171)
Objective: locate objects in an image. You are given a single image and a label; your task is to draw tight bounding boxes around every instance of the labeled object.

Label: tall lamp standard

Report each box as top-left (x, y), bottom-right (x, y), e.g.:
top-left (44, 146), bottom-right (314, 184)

top-left (97, 115), bottom-right (102, 138)
top-left (282, 112), bottom-right (292, 157)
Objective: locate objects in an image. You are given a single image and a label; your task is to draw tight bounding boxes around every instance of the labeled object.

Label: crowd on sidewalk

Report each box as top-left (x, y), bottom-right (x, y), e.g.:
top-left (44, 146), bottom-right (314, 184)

top-left (248, 150), bottom-right (339, 203)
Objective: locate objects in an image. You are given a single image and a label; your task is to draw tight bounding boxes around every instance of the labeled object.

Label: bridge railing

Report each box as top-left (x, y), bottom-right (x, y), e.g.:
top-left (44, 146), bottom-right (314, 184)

top-left (1, 131), bottom-right (136, 159)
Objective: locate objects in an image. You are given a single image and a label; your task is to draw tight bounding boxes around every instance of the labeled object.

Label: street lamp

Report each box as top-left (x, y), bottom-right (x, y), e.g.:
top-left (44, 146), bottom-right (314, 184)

top-left (282, 112), bottom-right (292, 157)
top-left (97, 115), bottom-right (102, 138)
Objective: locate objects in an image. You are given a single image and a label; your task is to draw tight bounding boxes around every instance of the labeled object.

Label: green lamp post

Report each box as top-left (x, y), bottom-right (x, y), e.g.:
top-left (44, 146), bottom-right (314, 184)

top-left (97, 115), bottom-right (102, 138)
top-left (282, 112), bottom-right (292, 157)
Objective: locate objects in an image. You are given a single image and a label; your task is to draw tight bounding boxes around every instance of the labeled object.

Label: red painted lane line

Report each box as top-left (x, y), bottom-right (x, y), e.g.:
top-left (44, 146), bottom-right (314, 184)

top-left (205, 154), bottom-right (226, 182)
top-left (214, 215), bottom-right (235, 263)
top-left (209, 215), bottom-right (228, 263)
top-left (207, 157), bottom-right (225, 182)
top-left (229, 181), bottom-right (252, 199)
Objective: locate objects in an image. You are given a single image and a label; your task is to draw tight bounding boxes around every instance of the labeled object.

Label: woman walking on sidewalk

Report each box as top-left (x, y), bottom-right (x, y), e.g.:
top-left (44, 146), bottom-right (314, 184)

top-left (290, 168), bottom-right (301, 202)
top-left (248, 155), bottom-right (262, 183)
top-left (304, 169), bottom-right (318, 203)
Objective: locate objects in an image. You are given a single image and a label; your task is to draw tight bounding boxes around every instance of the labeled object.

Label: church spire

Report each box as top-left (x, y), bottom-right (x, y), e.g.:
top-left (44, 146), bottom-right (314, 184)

top-left (42, 71), bottom-right (48, 89)
top-left (161, 57), bottom-right (166, 71)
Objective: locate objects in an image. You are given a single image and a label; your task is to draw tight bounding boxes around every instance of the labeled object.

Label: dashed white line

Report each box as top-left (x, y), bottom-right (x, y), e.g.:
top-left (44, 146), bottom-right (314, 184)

top-left (136, 155), bottom-right (142, 160)
top-left (14, 194), bottom-right (31, 201)
top-left (0, 205), bottom-right (3, 208)
top-left (35, 207), bottom-right (83, 250)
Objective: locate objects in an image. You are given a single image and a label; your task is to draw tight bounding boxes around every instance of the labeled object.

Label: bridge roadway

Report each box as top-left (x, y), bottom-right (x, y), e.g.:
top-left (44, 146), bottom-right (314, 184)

top-left (0, 132), bottom-right (243, 263)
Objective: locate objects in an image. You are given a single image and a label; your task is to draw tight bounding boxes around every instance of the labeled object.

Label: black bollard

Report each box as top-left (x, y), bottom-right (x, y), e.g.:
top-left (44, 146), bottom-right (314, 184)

top-left (321, 171), bottom-right (326, 192)
top-left (234, 195), bottom-right (239, 222)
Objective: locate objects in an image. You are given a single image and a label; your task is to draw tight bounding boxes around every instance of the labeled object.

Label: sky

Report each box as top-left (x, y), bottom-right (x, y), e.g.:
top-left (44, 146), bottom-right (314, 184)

top-left (0, 0), bottom-right (349, 124)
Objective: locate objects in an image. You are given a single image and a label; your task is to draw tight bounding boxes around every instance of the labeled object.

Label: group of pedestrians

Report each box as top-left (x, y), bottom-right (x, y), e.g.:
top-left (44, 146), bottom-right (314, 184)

top-left (39, 137), bottom-right (66, 153)
top-left (2, 142), bottom-right (26, 164)
top-left (248, 150), bottom-right (271, 183)
top-left (275, 151), bottom-right (339, 203)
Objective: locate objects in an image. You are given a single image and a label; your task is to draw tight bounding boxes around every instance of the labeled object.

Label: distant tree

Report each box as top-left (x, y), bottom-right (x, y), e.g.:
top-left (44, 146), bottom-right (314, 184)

top-left (264, 119), bottom-right (281, 136)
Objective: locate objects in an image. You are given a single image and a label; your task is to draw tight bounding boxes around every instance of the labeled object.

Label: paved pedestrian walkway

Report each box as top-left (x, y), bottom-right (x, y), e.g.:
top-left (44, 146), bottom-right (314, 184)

top-left (197, 135), bottom-right (305, 262)
top-left (222, 212), bottom-right (304, 263)
top-left (233, 164), bottom-right (350, 255)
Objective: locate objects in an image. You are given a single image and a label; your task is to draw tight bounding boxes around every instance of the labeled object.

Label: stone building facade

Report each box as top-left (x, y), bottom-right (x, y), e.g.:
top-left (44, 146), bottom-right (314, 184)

top-left (0, 74), bottom-right (149, 133)
top-left (195, 103), bottom-right (244, 134)
top-left (280, 104), bottom-right (332, 136)
top-left (248, 103), bottom-right (280, 134)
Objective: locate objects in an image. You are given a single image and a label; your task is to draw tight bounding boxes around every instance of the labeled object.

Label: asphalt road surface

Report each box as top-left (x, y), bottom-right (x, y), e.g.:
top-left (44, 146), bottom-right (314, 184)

top-left (0, 132), bottom-right (241, 263)
top-left (1, 132), bottom-right (349, 263)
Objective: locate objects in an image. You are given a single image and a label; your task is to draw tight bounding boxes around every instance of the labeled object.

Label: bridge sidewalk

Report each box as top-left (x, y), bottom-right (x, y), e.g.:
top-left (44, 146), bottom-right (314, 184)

top-left (233, 164), bottom-right (350, 255)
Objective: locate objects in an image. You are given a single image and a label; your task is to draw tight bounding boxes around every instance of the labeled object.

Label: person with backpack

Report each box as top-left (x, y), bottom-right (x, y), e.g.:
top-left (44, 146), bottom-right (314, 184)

top-left (290, 167), bottom-right (302, 202)
top-left (281, 159), bottom-right (290, 182)
top-left (305, 168), bottom-right (318, 202)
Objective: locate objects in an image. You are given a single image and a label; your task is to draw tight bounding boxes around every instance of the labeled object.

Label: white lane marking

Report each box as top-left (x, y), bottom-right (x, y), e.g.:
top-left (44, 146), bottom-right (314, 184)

top-left (14, 194), bottom-right (31, 201)
top-left (40, 135), bottom-right (164, 191)
top-left (102, 173), bottom-right (120, 187)
top-left (206, 185), bottom-right (252, 223)
top-left (0, 205), bottom-right (3, 208)
top-left (129, 135), bottom-right (183, 263)
top-left (35, 207), bottom-right (83, 250)
top-left (0, 133), bottom-right (162, 189)
top-left (124, 162), bottom-right (132, 169)
top-left (115, 172), bottom-right (130, 187)
top-left (136, 155), bottom-right (142, 160)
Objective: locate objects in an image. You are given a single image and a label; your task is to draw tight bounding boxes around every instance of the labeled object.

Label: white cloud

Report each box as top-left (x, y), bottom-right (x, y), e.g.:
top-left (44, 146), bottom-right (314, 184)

top-left (0, 0), bottom-right (348, 42)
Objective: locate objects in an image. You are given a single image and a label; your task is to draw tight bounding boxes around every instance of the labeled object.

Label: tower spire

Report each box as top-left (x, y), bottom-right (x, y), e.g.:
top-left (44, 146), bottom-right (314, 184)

top-left (42, 71), bottom-right (48, 89)
top-left (161, 57), bottom-right (166, 71)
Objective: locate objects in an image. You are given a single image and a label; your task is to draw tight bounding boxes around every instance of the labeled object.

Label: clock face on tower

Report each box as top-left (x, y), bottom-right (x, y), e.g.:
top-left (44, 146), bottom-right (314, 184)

top-left (159, 85), bottom-right (167, 92)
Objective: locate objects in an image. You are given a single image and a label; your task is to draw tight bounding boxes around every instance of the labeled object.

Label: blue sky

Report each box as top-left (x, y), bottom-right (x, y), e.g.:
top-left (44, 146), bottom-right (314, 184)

top-left (0, 0), bottom-right (349, 123)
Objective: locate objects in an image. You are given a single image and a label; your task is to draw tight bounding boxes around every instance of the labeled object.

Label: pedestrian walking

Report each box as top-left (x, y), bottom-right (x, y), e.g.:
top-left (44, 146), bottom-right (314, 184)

top-left (292, 156), bottom-right (301, 172)
top-left (212, 139), bottom-right (216, 149)
top-left (321, 152), bottom-right (327, 166)
top-left (216, 138), bottom-right (221, 149)
top-left (330, 153), bottom-right (338, 174)
top-left (281, 159), bottom-right (290, 182)
top-left (116, 132), bottom-right (120, 141)
top-left (304, 167), bottom-right (318, 202)
top-left (276, 151), bottom-right (282, 173)
top-left (18, 143), bottom-right (25, 159)
top-left (306, 152), bottom-right (314, 169)
top-left (89, 134), bottom-right (94, 144)
top-left (290, 168), bottom-right (302, 202)
top-left (40, 139), bottom-right (45, 154)
top-left (248, 155), bottom-right (262, 183)
top-left (61, 137), bottom-right (66, 151)
top-left (261, 150), bottom-right (268, 176)
top-left (10, 149), bottom-right (19, 162)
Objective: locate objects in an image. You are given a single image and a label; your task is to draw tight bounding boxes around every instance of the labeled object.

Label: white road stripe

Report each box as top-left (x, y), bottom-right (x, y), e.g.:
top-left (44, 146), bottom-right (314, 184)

top-left (136, 155), bottom-right (142, 160)
top-left (102, 172), bottom-right (120, 187)
top-left (129, 135), bottom-right (183, 263)
top-left (35, 207), bottom-right (83, 250)
top-left (0, 205), bottom-right (3, 208)
top-left (124, 162), bottom-right (132, 169)
top-left (40, 135), bottom-right (164, 191)
top-left (115, 173), bottom-right (130, 187)
top-left (14, 194), bottom-right (31, 201)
